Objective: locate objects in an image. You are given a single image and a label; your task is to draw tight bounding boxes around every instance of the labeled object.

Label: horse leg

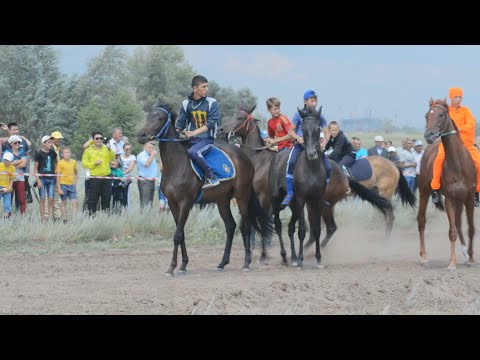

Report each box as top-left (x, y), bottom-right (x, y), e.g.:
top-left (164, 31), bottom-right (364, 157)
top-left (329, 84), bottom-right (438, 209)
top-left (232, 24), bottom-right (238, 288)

top-left (216, 199), bottom-right (236, 270)
top-left (273, 208), bottom-right (288, 265)
top-left (236, 196), bottom-right (252, 270)
top-left (445, 198), bottom-right (458, 270)
top-left (320, 206), bottom-right (337, 248)
top-left (307, 202), bottom-right (322, 267)
top-left (296, 200), bottom-right (307, 268)
top-left (166, 201), bottom-right (191, 276)
top-left (417, 188), bottom-right (429, 264)
top-left (288, 205), bottom-right (298, 266)
top-left (383, 205), bottom-right (394, 243)
top-left (259, 215), bottom-right (274, 265)
top-left (465, 199), bottom-right (476, 264)
top-left (454, 202), bottom-right (468, 261)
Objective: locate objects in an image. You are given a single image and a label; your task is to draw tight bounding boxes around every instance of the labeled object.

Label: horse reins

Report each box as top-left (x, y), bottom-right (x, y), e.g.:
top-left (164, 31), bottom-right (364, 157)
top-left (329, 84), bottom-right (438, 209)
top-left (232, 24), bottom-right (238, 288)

top-left (150, 107), bottom-right (190, 142)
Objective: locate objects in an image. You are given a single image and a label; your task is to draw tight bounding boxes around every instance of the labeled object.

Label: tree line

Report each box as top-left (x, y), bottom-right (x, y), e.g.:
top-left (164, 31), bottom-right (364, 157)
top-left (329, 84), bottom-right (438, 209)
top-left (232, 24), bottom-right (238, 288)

top-left (0, 45), bottom-right (259, 158)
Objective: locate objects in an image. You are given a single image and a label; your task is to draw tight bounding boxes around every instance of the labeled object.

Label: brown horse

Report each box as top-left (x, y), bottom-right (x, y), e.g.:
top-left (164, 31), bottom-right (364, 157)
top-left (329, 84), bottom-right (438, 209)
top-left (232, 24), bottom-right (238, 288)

top-left (217, 105), bottom-right (280, 263)
top-left (417, 98), bottom-right (476, 269)
top-left (137, 103), bottom-right (270, 276)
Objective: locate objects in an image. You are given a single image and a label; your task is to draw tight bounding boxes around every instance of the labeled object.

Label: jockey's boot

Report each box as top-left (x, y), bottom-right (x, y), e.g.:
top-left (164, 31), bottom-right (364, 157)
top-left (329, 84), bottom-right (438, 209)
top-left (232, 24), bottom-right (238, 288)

top-left (475, 192), bottom-right (480, 208)
top-left (202, 172), bottom-right (220, 189)
top-left (431, 189), bottom-right (441, 204)
top-left (280, 177), bottom-right (294, 210)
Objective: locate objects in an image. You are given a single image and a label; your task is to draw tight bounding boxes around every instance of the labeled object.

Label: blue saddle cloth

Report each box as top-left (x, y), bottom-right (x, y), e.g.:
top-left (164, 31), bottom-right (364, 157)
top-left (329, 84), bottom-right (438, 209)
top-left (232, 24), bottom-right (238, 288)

top-left (349, 158), bottom-right (372, 181)
top-left (190, 146), bottom-right (236, 182)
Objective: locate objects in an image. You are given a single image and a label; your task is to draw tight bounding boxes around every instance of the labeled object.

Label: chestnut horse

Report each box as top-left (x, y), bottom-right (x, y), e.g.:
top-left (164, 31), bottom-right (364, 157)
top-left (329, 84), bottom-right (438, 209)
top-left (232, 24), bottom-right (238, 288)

top-left (417, 98), bottom-right (476, 269)
top-left (137, 103), bottom-right (270, 276)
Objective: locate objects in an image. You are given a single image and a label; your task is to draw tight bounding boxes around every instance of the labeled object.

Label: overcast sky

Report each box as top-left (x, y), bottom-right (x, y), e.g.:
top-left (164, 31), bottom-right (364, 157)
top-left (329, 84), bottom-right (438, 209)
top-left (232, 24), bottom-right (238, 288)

top-left (54, 45), bottom-right (480, 129)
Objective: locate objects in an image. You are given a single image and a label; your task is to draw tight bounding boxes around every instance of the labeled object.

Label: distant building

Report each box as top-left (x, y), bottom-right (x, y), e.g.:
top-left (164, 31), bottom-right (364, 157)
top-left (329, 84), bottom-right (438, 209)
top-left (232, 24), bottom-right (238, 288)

top-left (339, 117), bottom-right (383, 132)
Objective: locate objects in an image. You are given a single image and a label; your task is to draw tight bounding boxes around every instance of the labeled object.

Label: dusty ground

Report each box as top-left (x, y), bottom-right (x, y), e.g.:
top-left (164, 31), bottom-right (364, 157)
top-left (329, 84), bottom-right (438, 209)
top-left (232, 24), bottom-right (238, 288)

top-left (2, 146), bottom-right (479, 314)
top-left (2, 207), bottom-right (480, 315)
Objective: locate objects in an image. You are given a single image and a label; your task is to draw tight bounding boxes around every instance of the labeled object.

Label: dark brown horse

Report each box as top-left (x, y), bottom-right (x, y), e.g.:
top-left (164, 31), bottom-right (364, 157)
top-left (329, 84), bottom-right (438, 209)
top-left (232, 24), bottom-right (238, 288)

top-left (417, 98), bottom-right (476, 269)
top-left (219, 106), bottom-right (393, 264)
top-left (137, 103), bottom-right (269, 276)
top-left (217, 105), bottom-right (278, 263)
top-left (271, 107), bottom-right (328, 267)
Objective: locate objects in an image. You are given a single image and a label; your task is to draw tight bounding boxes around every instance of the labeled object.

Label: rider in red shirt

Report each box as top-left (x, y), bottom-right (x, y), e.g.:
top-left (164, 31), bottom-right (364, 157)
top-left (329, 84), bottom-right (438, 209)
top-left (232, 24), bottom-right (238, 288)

top-left (264, 97), bottom-right (293, 151)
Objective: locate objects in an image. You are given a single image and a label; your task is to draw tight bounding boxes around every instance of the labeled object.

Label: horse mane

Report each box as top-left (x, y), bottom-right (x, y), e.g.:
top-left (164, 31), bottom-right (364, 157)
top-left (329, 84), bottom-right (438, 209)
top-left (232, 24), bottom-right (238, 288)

top-left (153, 101), bottom-right (178, 125)
top-left (433, 98), bottom-right (448, 110)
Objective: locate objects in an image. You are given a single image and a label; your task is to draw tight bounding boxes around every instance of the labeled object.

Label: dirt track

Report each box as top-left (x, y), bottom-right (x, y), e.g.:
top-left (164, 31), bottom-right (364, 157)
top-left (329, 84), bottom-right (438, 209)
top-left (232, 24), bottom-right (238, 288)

top-left (2, 211), bottom-right (480, 315)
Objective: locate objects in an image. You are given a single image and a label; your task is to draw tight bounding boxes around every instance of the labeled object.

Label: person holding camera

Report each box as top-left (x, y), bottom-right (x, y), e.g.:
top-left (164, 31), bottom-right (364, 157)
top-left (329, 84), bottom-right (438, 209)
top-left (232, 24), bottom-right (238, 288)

top-left (81, 131), bottom-right (115, 215)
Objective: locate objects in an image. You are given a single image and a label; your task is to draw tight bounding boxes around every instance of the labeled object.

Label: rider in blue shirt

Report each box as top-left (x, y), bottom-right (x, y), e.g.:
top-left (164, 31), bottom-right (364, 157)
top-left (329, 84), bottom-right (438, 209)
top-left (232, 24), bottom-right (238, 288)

top-left (175, 75), bottom-right (221, 189)
top-left (281, 89), bottom-right (332, 208)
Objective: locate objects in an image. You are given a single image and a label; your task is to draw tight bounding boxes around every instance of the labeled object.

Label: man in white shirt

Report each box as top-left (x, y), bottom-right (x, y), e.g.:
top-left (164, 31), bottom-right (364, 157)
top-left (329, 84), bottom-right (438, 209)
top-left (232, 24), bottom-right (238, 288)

top-left (413, 140), bottom-right (424, 194)
top-left (108, 128), bottom-right (125, 156)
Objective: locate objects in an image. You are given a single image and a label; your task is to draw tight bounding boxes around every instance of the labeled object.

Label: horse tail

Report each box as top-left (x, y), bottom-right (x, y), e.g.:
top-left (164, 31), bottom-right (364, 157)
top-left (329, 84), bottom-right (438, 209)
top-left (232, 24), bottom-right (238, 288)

top-left (348, 178), bottom-right (393, 213)
top-left (396, 167), bottom-right (416, 208)
top-left (246, 187), bottom-right (274, 237)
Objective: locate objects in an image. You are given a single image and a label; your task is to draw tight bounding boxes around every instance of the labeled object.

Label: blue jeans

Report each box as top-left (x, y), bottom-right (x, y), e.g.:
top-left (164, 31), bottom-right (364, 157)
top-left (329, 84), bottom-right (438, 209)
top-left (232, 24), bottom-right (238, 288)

top-left (39, 177), bottom-right (55, 199)
top-left (60, 184), bottom-right (77, 201)
top-left (404, 176), bottom-right (416, 193)
top-left (188, 138), bottom-right (214, 179)
top-left (0, 187), bottom-right (12, 213)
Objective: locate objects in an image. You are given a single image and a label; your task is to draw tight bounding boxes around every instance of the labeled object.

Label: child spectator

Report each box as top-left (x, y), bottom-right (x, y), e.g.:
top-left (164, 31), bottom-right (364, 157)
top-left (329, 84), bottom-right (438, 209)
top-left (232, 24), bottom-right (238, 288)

top-left (0, 152), bottom-right (15, 218)
top-left (56, 147), bottom-right (78, 223)
top-left (34, 136), bottom-right (58, 222)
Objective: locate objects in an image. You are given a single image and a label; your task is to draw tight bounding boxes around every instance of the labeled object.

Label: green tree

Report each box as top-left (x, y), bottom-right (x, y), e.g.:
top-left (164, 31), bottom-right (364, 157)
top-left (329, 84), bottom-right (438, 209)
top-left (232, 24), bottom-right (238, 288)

top-left (70, 98), bottom-right (112, 158)
top-left (0, 45), bottom-right (76, 150)
top-left (128, 45), bottom-right (194, 112)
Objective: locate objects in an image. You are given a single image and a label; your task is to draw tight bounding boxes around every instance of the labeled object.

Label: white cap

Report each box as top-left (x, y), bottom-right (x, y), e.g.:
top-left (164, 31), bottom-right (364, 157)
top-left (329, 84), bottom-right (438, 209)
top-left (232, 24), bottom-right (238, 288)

top-left (8, 135), bottom-right (22, 144)
top-left (2, 152), bottom-right (14, 162)
top-left (374, 135), bottom-right (385, 142)
top-left (387, 146), bottom-right (396, 152)
top-left (414, 140), bottom-right (423, 147)
top-left (42, 135), bottom-right (53, 143)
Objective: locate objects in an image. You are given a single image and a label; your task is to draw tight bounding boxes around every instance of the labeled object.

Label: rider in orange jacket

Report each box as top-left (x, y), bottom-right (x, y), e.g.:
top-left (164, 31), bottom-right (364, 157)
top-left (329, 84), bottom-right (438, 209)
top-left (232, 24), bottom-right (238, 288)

top-left (431, 87), bottom-right (480, 207)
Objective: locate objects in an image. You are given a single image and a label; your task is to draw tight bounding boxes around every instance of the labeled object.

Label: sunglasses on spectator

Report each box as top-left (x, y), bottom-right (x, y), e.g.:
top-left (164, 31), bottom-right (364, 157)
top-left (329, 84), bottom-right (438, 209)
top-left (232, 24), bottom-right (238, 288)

top-left (94, 137), bottom-right (103, 140)
top-left (12, 141), bottom-right (20, 145)
top-left (125, 148), bottom-right (131, 151)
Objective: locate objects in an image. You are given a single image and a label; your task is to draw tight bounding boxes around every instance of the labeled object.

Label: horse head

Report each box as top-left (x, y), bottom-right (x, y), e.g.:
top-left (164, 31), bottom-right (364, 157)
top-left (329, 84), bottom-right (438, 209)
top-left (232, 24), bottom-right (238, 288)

top-left (217, 104), bottom-right (257, 141)
top-left (137, 102), bottom-right (177, 144)
top-left (424, 97), bottom-right (452, 144)
top-left (299, 106), bottom-right (323, 160)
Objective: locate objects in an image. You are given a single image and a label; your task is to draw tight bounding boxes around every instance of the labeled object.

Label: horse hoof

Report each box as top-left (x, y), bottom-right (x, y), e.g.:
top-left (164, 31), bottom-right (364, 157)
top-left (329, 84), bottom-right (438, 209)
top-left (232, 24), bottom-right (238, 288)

top-left (316, 264), bottom-right (324, 269)
top-left (242, 267), bottom-right (251, 272)
top-left (291, 261), bottom-right (298, 267)
top-left (177, 270), bottom-right (187, 276)
top-left (215, 267), bottom-right (224, 272)
top-left (447, 266), bottom-right (456, 270)
top-left (165, 272), bottom-right (174, 277)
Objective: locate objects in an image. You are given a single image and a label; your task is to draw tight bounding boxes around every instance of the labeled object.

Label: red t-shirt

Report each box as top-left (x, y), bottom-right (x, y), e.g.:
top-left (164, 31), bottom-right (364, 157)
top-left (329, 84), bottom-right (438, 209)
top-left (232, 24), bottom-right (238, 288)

top-left (267, 114), bottom-right (293, 150)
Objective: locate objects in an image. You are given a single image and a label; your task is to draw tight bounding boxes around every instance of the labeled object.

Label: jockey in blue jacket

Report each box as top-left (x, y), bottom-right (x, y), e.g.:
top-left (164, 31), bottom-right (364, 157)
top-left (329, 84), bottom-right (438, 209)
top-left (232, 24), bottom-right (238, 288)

top-left (281, 89), bottom-right (332, 208)
top-left (175, 75), bottom-right (221, 189)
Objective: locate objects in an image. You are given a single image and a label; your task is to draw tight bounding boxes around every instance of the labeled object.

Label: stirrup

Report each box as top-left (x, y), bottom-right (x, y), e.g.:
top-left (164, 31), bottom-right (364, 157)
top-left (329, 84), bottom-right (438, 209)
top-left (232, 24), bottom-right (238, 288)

top-left (280, 194), bottom-right (293, 208)
top-left (202, 177), bottom-right (220, 189)
top-left (431, 190), bottom-right (440, 204)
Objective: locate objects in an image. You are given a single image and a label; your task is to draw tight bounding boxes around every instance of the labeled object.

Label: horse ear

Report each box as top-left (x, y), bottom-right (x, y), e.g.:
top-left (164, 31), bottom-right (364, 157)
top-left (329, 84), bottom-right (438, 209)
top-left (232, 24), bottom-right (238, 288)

top-left (318, 106), bottom-right (323, 117)
top-left (247, 104), bottom-right (256, 114)
top-left (429, 97), bottom-right (434, 107)
top-left (298, 107), bottom-right (305, 118)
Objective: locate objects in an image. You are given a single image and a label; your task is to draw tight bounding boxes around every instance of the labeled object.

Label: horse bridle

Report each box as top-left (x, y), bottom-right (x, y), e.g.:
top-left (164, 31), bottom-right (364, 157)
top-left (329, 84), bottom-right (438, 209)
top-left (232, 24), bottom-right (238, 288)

top-left (227, 110), bottom-right (256, 141)
top-left (428, 104), bottom-right (457, 138)
top-left (150, 107), bottom-right (189, 142)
